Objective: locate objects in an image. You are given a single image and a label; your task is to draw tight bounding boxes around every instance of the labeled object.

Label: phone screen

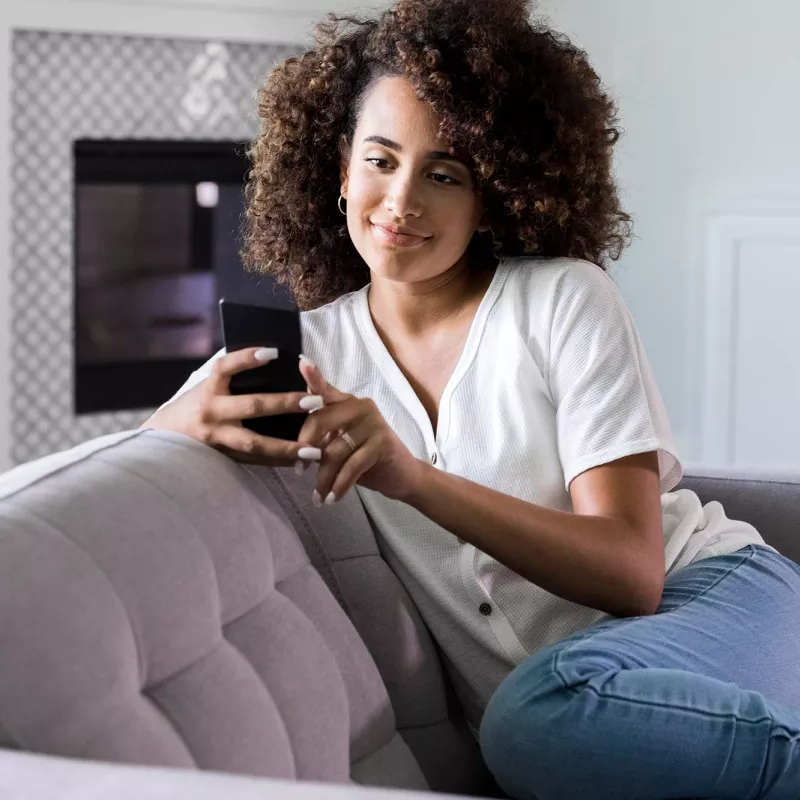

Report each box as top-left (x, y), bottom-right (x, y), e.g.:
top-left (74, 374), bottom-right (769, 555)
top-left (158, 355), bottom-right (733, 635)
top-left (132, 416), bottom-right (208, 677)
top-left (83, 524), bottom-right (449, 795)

top-left (218, 298), bottom-right (308, 441)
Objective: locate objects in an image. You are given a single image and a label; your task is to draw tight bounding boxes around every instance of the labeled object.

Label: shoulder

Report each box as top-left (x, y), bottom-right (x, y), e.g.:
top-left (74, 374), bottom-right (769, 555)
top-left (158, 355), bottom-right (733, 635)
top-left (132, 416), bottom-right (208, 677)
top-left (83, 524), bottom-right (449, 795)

top-left (506, 256), bottom-right (630, 329)
top-left (300, 287), bottom-right (363, 341)
top-left (299, 286), bottom-right (367, 375)
top-left (503, 256), bottom-right (618, 302)
top-left (498, 256), bottom-right (623, 334)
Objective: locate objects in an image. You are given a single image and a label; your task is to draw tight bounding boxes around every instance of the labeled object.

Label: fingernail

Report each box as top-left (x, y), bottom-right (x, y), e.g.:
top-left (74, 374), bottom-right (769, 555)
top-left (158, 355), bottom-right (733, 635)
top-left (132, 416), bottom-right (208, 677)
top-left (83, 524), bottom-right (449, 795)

top-left (312, 489), bottom-right (323, 507)
top-left (294, 459), bottom-right (304, 476)
top-left (255, 347), bottom-right (278, 361)
top-left (299, 353), bottom-right (317, 370)
top-left (298, 395), bottom-right (324, 412)
top-left (324, 491), bottom-right (337, 506)
top-left (297, 446), bottom-right (322, 461)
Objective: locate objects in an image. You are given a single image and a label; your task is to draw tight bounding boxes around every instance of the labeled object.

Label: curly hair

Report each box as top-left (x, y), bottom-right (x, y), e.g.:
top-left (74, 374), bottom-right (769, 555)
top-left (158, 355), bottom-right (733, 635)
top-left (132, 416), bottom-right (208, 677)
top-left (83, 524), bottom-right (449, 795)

top-left (243, 0), bottom-right (632, 310)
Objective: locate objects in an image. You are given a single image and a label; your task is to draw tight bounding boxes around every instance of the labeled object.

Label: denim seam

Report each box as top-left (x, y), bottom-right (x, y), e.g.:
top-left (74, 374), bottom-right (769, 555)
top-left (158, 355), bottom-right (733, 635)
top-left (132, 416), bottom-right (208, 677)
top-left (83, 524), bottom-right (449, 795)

top-left (563, 681), bottom-right (773, 723)
top-left (661, 545), bottom-right (759, 615)
top-left (572, 679), bottom-right (799, 800)
top-left (570, 684), bottom-right (800, 800)
top-left (553, 546), bottom-right (759, 689)
top-left (543, 654), bottom-right (799, 800)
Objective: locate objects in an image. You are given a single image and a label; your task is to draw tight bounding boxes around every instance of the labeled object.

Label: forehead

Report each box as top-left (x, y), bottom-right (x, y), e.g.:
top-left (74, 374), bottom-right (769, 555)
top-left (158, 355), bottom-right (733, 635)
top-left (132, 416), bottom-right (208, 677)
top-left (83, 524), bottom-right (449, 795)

top-left (355, 77), bottom-right (444, 145)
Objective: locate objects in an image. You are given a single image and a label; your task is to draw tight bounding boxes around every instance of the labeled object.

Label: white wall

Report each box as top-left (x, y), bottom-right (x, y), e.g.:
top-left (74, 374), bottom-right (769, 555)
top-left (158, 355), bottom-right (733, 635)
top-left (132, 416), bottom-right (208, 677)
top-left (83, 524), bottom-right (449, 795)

top-left (3, 0), bottom-right (799, 471)
top-left (536, 0), bottom-right (800, 466)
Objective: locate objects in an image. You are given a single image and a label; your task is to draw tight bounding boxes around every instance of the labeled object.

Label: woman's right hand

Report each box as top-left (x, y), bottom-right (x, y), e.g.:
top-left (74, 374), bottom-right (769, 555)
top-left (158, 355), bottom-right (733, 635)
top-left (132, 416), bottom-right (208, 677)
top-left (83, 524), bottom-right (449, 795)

top-left (140, 347), bottom-right (324, 468)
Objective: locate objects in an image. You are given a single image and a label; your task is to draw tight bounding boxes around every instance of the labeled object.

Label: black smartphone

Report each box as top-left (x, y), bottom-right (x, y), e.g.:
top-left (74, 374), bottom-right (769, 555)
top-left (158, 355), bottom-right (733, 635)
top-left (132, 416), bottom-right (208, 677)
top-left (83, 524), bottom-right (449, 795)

top-left (218, 298), bottom-right (307, 441)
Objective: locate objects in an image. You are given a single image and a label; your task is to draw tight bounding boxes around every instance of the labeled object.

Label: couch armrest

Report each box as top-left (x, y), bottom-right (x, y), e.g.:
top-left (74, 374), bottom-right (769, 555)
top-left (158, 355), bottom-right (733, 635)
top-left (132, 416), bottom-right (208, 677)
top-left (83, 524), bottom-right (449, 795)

top-left (0, 749), bottom-right (472, 800)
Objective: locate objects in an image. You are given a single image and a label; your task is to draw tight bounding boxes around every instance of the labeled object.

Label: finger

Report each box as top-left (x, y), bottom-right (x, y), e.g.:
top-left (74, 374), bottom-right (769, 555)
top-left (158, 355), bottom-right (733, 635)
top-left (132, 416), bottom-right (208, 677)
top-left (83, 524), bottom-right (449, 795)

top-left (298, 355), bottom-right (349, 404)
top-left (328, 444), bottom-right (378, 503)
top-left (209, 347), bottom-right (279, 394)
top-left (314, 420), bottom-right (371, 503)
top-left (297, 398), bottom-right (370, 448)
top-left (313, 443), bottom-right (351, 506)
top-left (297, 430), bottom-right (334, 475)
top-left (212, 391), bottom-right (322, 422)
top-left (211, 424), bottom-right (322, 466)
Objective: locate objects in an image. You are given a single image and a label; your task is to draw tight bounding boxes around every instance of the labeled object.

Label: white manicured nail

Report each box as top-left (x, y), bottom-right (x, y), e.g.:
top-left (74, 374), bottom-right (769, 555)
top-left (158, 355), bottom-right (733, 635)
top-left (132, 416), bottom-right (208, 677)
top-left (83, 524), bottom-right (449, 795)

top-left (294, 459), bottom-right (304, 476)
top-left (312, 490), bottom-right (323, 507)
top-left (297, 447), bottom-right (322, 461)
top-left (299, 395), bottom-right (324, 412)
top-left (254, 347), bottom-right (278, 361)
top-left (299, 354), bottom-right (317, 370)
top-left (324, 491), bottom-right (337, 506)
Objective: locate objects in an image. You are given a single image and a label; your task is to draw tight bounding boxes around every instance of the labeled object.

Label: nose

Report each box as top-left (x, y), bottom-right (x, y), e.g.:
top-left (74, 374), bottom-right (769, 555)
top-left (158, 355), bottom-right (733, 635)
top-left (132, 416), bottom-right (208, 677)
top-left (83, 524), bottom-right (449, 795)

top-left (384, 171), bottom-right (423, 219)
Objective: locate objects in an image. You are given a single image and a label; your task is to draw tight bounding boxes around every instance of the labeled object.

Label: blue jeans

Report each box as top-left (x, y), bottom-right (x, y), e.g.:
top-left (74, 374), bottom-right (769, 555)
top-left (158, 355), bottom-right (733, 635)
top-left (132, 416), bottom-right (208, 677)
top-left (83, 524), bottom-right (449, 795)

top-left (479, 545), bottom-right (800, 800)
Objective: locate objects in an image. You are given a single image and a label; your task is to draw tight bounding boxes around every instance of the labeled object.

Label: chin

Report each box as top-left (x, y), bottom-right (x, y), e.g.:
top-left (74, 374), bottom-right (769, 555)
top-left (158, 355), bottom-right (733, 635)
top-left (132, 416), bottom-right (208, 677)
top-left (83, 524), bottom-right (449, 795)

top-left (366, 260), bottom-right (414, 283)
top-left (365, 251), bottom-right (436, 283)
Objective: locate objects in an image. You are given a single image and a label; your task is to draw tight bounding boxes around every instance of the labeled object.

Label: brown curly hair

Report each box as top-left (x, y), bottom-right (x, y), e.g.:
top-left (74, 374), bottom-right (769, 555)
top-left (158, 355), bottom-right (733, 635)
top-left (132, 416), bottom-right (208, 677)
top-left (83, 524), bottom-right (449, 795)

top-left (243, 0), bottom-right (632, 310)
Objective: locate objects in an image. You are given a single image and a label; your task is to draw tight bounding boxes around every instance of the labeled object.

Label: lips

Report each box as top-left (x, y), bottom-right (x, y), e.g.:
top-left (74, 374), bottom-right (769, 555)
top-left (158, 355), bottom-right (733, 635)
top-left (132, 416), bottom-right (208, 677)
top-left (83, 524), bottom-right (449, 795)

top-left (371, 223), bottom-right (431, 247)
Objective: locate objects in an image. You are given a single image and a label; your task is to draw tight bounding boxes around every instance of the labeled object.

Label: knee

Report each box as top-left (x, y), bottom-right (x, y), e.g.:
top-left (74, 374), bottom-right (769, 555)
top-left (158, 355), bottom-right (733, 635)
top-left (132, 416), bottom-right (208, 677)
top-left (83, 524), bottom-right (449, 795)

top-left (479, 646), bottom-right (622, 800)
top-left (479, 652), bottom-right (568, 799)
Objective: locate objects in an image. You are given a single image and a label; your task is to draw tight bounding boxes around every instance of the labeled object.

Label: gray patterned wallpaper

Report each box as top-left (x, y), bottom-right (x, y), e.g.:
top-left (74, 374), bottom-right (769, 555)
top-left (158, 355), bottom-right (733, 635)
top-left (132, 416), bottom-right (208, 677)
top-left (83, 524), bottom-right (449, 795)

top-left (11, 31), bottom-right (297, 466)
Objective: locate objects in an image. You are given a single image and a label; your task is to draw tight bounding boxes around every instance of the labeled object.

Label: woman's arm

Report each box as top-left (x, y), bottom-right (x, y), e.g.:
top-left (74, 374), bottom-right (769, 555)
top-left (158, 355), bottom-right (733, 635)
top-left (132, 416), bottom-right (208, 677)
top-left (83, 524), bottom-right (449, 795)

top-left (403, 451), bottom-right (665, 618)
top-left (295, 358), bottom-right (666, 619)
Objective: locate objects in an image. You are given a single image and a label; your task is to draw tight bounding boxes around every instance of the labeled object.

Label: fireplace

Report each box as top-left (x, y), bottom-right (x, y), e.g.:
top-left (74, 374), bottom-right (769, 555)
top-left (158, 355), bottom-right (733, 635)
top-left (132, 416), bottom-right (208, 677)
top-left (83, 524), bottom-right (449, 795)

top-left (74, 139), bottom-right (294, 414)
top-left (10, 30), bottom-right (298, 464)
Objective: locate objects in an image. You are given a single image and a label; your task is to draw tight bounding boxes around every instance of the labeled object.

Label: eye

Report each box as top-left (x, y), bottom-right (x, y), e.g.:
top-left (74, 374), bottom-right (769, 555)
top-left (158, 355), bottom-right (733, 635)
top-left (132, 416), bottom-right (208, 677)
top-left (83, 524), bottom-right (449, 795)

top-left (430, 172), bottom-right (460, 185)
top-left (365, 157), bottom-right (461, 186)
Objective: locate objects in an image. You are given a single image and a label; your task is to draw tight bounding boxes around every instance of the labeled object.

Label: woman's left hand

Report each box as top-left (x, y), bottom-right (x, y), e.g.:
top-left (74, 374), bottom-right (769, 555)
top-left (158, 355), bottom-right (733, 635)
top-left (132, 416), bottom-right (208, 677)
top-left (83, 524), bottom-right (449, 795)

top-left (296, 356), bottom-right (424, 506)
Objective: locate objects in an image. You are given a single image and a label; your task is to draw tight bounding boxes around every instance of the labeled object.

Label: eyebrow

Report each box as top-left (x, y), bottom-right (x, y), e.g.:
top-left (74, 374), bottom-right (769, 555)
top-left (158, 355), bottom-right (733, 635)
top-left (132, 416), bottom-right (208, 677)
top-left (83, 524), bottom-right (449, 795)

top-left (363, 135), bottom-right (469, 167)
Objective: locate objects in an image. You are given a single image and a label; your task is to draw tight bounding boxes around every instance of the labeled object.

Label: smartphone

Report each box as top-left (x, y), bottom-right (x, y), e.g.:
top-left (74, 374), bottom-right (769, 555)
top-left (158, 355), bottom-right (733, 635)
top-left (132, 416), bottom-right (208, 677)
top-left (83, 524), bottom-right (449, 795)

top-left (218, 298), bottom-right (307, 441)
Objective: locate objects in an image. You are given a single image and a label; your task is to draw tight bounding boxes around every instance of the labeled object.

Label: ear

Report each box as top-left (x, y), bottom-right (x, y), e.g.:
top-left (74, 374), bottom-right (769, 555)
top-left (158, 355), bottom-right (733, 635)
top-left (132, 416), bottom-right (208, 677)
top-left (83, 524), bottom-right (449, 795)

top-left (476, 210), bottom-right (491, 233)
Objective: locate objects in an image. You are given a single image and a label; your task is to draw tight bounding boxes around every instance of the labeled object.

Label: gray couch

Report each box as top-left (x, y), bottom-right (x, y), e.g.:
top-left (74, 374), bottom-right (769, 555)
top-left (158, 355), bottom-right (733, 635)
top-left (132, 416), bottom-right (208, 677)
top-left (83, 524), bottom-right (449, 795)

top-left (0, 429), bottom-right (797, 799)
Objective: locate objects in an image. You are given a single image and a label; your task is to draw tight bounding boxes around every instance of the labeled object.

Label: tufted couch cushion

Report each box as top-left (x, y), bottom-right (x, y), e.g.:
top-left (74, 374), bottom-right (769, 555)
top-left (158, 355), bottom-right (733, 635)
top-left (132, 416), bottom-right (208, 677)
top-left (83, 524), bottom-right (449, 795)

top-left (1, 429), bottom-right (798, 800)
top-left (0, 430), bottom-right (429, 789)
top-left (250, 464), bottom-right (494, 795)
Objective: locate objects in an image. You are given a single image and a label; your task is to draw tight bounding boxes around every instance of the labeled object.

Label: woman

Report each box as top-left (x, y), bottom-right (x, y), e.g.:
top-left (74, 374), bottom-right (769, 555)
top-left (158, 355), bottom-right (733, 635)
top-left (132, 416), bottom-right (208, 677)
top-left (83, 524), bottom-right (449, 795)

top-left (144, 0), bottom-right (800, 797)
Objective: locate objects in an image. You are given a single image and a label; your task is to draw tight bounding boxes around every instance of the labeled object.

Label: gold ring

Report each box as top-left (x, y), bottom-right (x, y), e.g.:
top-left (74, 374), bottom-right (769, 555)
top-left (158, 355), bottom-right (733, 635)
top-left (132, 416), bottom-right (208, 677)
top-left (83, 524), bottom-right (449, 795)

top-left (338, 431), bottom-right (358, 453)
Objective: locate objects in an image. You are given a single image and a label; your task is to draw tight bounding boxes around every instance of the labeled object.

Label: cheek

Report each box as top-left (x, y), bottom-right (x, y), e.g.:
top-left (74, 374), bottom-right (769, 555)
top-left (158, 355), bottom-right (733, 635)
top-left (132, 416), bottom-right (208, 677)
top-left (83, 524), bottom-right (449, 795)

top-left (435, 195), bottom-right (482, 236)
top-left (346, 170), bottom-right (381, 209)
top-left (346, 173), bottom-right (480, 237)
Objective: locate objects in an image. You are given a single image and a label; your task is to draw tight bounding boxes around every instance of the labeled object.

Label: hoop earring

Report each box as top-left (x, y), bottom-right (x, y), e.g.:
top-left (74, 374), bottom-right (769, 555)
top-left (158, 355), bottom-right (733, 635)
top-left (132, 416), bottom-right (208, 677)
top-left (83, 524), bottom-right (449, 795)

top-left (338, 194), bottom-right (347, 216)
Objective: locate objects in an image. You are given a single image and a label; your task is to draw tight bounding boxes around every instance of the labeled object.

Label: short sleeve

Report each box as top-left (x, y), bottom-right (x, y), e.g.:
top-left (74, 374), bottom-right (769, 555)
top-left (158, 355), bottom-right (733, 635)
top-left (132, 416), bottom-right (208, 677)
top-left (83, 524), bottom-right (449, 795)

top-left (546, 262), bottom-right (682, 494)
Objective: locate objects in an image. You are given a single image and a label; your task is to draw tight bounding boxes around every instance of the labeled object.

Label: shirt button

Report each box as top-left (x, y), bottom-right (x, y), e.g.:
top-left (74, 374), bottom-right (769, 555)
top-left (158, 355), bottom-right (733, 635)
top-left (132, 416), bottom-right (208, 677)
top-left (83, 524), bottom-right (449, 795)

top-left (430, 453), bottom-right (438, 465)
top-left (479, 602), bottom-right (492, 616)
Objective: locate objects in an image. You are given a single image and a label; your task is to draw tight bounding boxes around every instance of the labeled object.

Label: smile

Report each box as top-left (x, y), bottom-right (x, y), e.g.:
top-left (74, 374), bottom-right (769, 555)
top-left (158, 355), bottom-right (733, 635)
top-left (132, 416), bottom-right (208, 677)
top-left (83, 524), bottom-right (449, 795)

top-left (371, 223), bottom-right (431, 248)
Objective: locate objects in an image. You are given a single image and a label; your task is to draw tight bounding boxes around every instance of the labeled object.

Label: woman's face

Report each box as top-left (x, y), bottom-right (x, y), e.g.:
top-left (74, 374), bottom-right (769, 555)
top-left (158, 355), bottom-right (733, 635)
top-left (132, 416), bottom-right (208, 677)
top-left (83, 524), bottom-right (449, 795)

top-left (341, 76), bottom-right (486, 285)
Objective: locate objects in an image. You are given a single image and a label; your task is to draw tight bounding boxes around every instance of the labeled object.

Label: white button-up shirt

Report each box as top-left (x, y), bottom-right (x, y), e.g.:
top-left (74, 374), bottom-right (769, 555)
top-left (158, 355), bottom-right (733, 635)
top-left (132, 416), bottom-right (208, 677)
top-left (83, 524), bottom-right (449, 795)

top-left (167, 257), bottom-right (766, 732)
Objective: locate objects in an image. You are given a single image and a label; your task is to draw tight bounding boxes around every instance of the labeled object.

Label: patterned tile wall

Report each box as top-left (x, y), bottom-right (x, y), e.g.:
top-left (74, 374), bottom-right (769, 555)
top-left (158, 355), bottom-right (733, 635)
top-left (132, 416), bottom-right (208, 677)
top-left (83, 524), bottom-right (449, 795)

top-left (11, 31), bottom-right (297, 465)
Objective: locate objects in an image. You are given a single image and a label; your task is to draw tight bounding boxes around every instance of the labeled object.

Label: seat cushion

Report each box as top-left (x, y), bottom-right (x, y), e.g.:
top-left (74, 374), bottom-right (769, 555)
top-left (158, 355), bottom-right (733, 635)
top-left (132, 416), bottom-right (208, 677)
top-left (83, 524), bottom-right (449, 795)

top-left (0, 430), bottom-right (425, 789)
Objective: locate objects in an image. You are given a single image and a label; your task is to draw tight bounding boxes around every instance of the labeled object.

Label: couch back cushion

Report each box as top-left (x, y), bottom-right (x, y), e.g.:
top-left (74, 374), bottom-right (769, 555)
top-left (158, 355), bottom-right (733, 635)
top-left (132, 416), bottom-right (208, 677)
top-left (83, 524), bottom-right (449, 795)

top-left (679, 469), bottom-right (800, 565)
top-left (0, 430), bottom-right (425, 789)
top-left (250, 464), bottom-right (497, 796)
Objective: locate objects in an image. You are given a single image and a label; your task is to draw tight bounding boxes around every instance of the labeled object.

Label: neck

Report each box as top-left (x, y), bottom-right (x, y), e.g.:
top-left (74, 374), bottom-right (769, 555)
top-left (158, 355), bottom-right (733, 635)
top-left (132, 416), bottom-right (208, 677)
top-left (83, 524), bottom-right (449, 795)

top-left (367, 257), bottom-right (497, 339)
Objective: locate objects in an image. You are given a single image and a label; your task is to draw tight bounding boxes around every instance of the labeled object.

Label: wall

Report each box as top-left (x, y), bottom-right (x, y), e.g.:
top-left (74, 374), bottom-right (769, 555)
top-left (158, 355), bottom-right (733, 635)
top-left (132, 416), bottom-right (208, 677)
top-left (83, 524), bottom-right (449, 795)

top-left (3, 0), bottom-right (799, 471)
top-left (0, 0), bottom-right (383, 472)
top-left (10, 30), bottom-right (302, 464)
top-left (535, 0), bottom-right (800, 467)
